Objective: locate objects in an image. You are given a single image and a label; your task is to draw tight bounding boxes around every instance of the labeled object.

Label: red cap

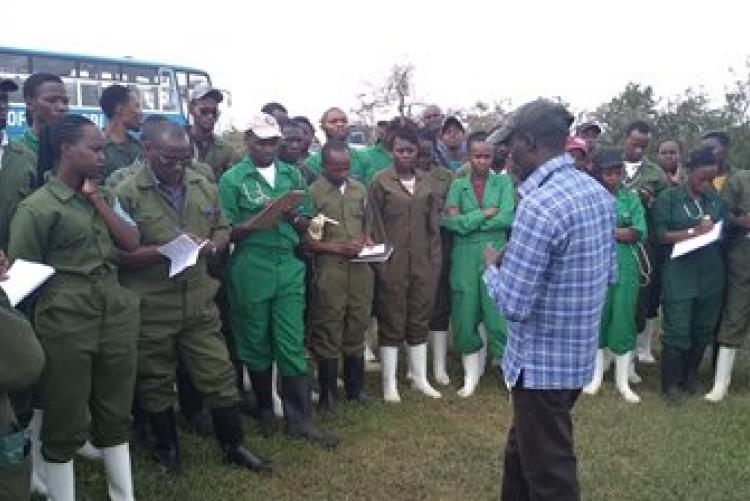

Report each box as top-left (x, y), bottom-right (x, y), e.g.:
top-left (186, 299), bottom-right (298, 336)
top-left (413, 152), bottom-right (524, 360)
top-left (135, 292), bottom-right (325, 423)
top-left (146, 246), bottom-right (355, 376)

top-left (565, 136), bottom-right (588, 154)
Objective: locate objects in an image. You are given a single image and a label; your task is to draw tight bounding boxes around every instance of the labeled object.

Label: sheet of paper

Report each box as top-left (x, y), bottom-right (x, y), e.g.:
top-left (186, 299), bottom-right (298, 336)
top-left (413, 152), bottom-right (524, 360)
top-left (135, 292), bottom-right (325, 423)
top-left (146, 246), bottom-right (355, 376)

top-left (158, 234), bottom-right (208, 277)
top-left (357, 244), bottom-right (386, 258)
top-left (0, 259), bottom-right (55, 307)
top-left (671, 220), bottom-right (723, 259)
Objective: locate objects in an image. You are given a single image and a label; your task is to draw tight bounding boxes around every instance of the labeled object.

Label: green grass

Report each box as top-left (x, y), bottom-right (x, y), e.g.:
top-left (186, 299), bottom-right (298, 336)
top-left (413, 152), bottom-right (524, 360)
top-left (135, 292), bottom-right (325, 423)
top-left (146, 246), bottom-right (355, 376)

top-left (68, 349), bottom-right (750, 501)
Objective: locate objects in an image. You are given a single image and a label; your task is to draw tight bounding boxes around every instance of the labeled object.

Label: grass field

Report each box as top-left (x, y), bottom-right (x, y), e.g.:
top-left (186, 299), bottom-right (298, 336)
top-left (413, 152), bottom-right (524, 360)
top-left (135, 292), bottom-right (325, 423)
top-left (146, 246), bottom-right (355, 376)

top-left (69, 348), bottom-right (750, 501)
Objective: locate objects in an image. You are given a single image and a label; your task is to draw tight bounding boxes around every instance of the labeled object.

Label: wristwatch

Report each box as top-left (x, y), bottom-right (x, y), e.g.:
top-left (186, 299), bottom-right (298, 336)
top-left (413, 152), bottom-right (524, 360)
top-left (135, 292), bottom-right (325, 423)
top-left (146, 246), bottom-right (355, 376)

top-left (687, 227), bottom-right (695, 236)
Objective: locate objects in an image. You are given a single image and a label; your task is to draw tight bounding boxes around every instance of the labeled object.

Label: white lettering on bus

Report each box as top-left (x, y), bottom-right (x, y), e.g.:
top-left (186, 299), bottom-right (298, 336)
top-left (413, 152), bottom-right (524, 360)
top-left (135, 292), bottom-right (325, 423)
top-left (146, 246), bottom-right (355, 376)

top-left (7, 110), bottom-right (27, 128)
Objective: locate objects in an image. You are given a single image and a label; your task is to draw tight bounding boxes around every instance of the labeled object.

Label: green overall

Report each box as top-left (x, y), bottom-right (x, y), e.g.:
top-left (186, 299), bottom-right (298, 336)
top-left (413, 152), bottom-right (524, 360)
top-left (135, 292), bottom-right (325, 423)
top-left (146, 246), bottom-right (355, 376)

top-left (8, 178), bottom-right (139, 462)
top-left (305, 147), bottom-right (369, 183)
top-left (117, 165), bottom-right (238, 413)
top-left (360, 143), bottom-right (392, 185)
top-left (0, 130), bottom-right (38, 251)
top-left (652, 185), bottom-right (727, 351)
top-left (218, 157), bottom-right (311, 376)
top-left (717, 171), bottom-right (750, 347)
top-left (0, 291), bottom-right (44, 501)
top-left (599, 188), bottom-right (647, 354)
top-left (103, 133), bottom-right (143, 177)
top-left (442, 172), bottom-right (514, 357)
top-left (427, 164), bottom-right (454, 332)
top-left (308, 176), bottom-right (374, 358)
top-left (191, 132), bottom-right (242, 180)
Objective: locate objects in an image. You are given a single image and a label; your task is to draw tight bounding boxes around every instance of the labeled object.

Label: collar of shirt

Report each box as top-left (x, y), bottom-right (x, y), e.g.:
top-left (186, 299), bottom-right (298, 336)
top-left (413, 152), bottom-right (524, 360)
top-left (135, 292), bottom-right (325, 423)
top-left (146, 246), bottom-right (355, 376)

top-left (143, 164), bottom-right (187, 212)
top-left (23, 129), bottom-right (39, 154)
top-left (256, 163), bottom-right (276, 188)
top-left (517, 153), bottom-right (573, 199)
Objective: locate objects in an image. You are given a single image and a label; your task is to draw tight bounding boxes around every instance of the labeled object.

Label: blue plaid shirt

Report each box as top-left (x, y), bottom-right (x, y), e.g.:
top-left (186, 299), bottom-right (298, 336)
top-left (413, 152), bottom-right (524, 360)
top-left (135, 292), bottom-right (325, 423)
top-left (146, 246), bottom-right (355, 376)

top-left (484, 154), bottom-right (617, 390)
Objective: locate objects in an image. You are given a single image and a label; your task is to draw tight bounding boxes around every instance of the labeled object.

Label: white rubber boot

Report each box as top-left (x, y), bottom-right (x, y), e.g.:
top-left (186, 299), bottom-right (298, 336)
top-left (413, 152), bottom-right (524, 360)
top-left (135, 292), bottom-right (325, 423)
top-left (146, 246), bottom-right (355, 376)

top-left (404, 342), bottom-right (414, 381)
top-left (27, 409), bottom-right (47, 496)
top-left (637, 319), bottom-right (657, 363)
top-left (271, 362), bottom-right (284, 417)
top-left (101, 443), bottom-right (134, 501)
top-left (457, 352), bottom-right (480, 398)
top-left (76, 440), bottom-right (103, 460)
top-left (477, 324), bottom-right (488, 377)
top-left (364, 317), bottom-right (380, 371)
top-left (409, 343), bottom-right (442, 398)
top-left (583, 349), bottom-right (605, 395)
top-left (380, 346), bottom-right (401, 403)
top-left (615, 352), bottom-right (641, 403)
top-left (629, 358), bottom-right (642, 384)
top-left (705, 347), bottom-right (737, 403)
top-left (44, 459), bottom-right (75, 501)
top-left (430, 330), bottom-right (451, 386)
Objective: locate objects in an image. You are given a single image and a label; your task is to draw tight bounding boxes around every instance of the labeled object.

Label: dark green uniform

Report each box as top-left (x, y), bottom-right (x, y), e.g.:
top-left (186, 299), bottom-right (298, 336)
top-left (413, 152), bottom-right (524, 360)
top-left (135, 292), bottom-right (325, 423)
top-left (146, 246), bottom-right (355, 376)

top-left (443, 172), bottom-right (514, 357)
top-left (218, 158), bottom-right (311, 376)
top-left (305, 147), bottom-right (369, 184)
top-left (716, 170), bottom-right (750, 346)
top-left (0, 131), bottom-right (37, 251)
top-left (103, 133), bottom-right (143, 177)
top-left (368, 168), bottom-right (441, 346)
top-left (652, 185), bottom-right (727, 351)
top-left (599, 188), bottom-right (647, 354)
top-left (116, 164), bottom-right (238, 413)
top-left (425, 164), bottom-right (454, 332)
top-left (623, 158), bottom-right (669, 326)
top-left (191, 133), bottom-right (242, 180)
top-left (8, 178), bottom-right (139, 462)
top-left (360, 144), bottom-right (391, 185)
top-left (308, 176), bottom-right (373, 358)
top-left (0, 291), bottom-right (44, 501)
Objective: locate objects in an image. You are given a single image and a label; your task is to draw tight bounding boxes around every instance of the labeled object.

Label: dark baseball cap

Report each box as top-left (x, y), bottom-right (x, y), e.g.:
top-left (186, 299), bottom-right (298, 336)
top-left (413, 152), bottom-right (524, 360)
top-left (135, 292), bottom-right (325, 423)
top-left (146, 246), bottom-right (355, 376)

top-left (0, 79), bottom-right (18, 93)
top-left (441, 115), bottom-right (465, 133)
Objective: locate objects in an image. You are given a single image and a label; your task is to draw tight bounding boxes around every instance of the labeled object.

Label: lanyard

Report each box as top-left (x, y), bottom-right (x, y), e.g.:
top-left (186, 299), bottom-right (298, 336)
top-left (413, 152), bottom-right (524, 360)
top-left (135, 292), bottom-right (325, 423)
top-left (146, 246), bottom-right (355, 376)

top-left (683, 198), bottom-right (704, 220)
top-left (241, 178), bottom-right (272, 206)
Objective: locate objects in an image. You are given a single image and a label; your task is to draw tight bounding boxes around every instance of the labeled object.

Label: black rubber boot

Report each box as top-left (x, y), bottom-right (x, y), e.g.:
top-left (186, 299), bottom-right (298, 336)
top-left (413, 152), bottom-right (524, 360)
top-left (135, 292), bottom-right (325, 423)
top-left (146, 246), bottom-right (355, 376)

top-left (176, 359), bottom-right (213, 438)
top-left (661, 347), bottom-right (685, 407)
top-left (148, 408), bottom-right (181, 476)
top-left (248, 369), bottom-right (276, 438)
top-left (281, 375), bottom-right (339, 449)
top-left (343, 356), bottom-right (371, 403)
top-left (211, 406), bottom-right (272, 472)
top-left (317, 358), bottom-right (338, 412)
top-left (681, 344), bottom-right (707, 395)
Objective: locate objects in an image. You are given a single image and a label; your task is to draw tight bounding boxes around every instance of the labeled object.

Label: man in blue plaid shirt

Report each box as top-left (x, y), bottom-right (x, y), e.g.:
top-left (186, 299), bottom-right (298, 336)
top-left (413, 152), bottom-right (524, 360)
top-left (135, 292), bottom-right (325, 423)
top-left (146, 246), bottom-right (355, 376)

top-left (483, 100), bottom-right (616, 501)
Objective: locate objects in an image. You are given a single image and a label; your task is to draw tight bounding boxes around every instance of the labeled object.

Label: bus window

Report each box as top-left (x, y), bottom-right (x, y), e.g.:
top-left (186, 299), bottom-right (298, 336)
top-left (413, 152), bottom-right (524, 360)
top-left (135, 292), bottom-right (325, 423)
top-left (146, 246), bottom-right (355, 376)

top-left (64, 79), bottom-right (79, 106)
top-left (122, 65), bottom-right (158, 85)
top-left (0, 52), bottom-right (30, 74)
top-left (79, 61), bottom-right (119, 81)
top-left (188, 72), bottom-right (210, 89)
top-left (159, 70), bottom-right (178, 112)
top-left (81, 82), bottom-right (102, 107)
top-left (32, 56), bottom-right (76, 77)
top-left (137, 86), bottom-right (158, 111)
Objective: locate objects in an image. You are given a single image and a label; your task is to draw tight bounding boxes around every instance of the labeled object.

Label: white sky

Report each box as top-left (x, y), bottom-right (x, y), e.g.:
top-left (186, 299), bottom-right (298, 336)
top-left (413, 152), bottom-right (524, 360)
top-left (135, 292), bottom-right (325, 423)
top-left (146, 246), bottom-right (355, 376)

top-left (3, 0), bottom-right (750, 128)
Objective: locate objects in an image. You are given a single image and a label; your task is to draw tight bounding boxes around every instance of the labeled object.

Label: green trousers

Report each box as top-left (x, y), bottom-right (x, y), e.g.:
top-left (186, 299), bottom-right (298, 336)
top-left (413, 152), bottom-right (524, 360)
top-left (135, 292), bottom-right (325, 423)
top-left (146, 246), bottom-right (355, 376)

top-left (33, 274), bottom-right (138, 462)
top-left (599, 277), bottom-right (639, 354)
top-left (662, 294), bottom-right (723, 351)
top-left (228, 248), bottom-right (308, 377)
top-left (450, 240), bottom-right (506, 357)
top-left (310, 257), bottom-right (373, 359)
top-left (136, 280), bottom-right (238, 413)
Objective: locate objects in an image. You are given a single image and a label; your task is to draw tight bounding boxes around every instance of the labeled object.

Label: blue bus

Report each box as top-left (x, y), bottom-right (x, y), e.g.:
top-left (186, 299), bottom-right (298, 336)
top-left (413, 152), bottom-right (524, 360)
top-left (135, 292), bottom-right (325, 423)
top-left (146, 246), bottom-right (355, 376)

top-left (0, 46), bottom-right (215, 140)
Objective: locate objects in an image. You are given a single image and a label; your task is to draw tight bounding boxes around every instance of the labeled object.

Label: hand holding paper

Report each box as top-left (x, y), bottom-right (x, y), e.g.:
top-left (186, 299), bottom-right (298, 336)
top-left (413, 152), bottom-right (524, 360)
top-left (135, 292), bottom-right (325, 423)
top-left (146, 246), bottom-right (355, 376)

top-left (671, 220), bottom-right (723, 259)
top-left (158, 234), bottom-right (208, 277)
top-left (0, 259), bottom-right (56, 307)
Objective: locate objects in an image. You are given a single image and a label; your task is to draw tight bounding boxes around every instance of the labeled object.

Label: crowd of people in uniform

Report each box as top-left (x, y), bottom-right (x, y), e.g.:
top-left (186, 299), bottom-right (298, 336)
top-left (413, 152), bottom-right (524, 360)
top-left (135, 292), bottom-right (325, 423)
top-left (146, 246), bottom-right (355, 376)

top-left (0, 71), bottom-right (749, 501)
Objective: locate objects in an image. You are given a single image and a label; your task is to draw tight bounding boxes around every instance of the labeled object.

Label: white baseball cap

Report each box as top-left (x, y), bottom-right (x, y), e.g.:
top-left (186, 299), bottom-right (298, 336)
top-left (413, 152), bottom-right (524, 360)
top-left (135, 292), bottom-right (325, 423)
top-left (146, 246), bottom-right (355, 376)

top-left (243, 113), bottom-right (282, 139)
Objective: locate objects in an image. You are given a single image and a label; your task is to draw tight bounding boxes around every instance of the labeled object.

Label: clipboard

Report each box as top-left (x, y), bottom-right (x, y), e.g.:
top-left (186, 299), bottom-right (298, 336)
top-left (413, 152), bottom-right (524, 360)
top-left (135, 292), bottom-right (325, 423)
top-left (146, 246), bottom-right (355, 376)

top-left (245, 190), bottom-right (305, 230)
top-left (350, 244), bottom-right (394, 263)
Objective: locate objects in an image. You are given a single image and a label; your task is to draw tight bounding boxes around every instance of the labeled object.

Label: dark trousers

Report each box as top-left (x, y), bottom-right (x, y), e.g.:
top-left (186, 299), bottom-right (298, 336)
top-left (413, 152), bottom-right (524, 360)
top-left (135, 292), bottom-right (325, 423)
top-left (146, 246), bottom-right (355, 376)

top-left (501, 375), bottom-right (581, 501)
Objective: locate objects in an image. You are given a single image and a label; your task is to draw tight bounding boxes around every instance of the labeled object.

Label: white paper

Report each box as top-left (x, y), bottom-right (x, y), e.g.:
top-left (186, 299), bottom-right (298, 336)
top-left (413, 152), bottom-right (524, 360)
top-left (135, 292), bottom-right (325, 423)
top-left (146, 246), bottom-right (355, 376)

top-left (158, 234), bottom-right (208, 277)
top-left (671, 221), bottom-right (723, 259)
top-left (357, 244), bottom-right (386, 258)
top-left (0, 259), bottom-right (55, 307)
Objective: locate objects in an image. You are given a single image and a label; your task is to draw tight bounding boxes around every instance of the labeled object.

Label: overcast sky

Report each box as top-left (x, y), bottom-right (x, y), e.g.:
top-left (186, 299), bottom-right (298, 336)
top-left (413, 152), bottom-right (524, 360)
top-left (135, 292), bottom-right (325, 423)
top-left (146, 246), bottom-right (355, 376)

top-left (4, 0), bottom-right (749, 128)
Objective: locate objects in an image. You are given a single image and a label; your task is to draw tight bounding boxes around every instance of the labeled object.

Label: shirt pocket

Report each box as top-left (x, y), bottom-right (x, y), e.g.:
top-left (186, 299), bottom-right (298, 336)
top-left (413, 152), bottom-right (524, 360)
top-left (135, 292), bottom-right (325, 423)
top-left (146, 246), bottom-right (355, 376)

top-left (138, 212), bottom-right (172, 245)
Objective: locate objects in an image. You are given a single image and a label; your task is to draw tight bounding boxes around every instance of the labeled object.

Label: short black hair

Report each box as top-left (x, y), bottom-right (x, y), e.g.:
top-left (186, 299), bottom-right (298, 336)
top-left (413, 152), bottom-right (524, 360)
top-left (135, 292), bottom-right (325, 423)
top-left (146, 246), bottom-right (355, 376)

top-left (625, 120), bottom-right (651, 136)
top-left (658, 139), bottom-right (682, 152)
top-left (100, 84), bottom-right (134, 120)
top-left (592, 148), bottom-right (624, 173)
top-left (36, 114), bottom-right (95, 187)
top-left (261, 102), bottom-right (287, 115)
top-left (392, 125), bottom-right (419, 147)
top-left (686, 147), bottom-right (717, 170)
top-left (141, 115), bottom-right (174, 142)
top-left (702, 130), bottom-right (731, 148)
top-left (23, 73), bottom-right (63, 101)
top-left (467, 131), bottom-right (489, 148)
top-left (292, 115), bottom-right (313, 131)
top-left (322, 140), bottom-right (350, 165)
